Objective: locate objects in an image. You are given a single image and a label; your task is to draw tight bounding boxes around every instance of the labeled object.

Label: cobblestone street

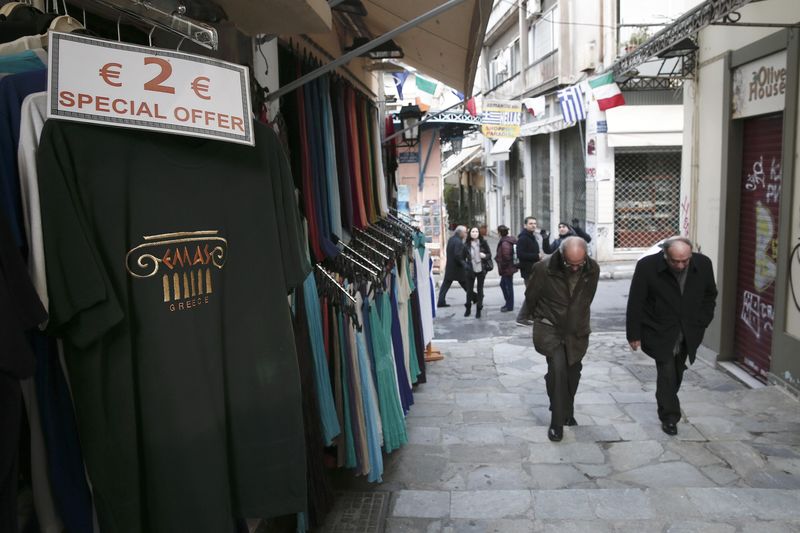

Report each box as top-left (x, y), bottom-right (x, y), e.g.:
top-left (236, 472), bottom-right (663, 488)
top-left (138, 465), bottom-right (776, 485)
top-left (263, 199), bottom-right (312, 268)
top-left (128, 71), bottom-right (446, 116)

top-left (330, 280), bottom-right (800, 532)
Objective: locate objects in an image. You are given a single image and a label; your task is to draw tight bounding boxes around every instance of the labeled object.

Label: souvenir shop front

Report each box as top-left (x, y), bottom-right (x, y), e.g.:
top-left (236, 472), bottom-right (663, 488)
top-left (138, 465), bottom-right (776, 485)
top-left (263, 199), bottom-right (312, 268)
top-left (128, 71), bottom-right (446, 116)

top-left (0, 0), bottom-right (489, 532)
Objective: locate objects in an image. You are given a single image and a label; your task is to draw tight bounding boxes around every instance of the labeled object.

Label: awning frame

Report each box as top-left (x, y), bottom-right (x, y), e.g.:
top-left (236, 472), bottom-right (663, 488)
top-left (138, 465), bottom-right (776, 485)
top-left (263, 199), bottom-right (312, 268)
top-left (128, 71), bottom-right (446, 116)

top-left (267, 0), bottom-right (467, 102)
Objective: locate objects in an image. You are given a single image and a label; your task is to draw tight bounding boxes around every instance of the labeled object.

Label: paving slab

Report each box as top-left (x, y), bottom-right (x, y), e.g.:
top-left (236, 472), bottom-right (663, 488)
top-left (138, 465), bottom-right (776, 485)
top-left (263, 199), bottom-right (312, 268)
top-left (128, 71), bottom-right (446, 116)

top-left (391, 490), bottom-right (451, 518)
top-left (449, 490), bottom-right (532, 519)
top-left (612, 462), bottom-right (715, 488)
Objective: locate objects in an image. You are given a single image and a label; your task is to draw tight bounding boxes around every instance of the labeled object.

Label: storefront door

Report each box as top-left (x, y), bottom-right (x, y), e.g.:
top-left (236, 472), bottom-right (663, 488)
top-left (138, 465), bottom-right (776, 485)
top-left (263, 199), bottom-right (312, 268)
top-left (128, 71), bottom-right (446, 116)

top-left (734, 112), bottom-right (783, 378)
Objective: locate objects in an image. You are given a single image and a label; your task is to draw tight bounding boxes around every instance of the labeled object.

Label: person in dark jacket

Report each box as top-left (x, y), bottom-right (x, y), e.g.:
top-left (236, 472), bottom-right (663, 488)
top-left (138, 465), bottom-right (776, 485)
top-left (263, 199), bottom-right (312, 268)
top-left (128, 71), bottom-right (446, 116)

top-left (525, 237), bottom-right (600, 442)
top-left (437, 225), bottom-right (470, 307)
top-left (463, 227), bottom-right (492, 319)
top-left (515, 217), bottom-right (541, 326)
top-left (495, 225), bottom-right (518, 312)
top-left (542, 222), bottom-right (575, 254)
top-left (626, 236), bottom-right (717, 436)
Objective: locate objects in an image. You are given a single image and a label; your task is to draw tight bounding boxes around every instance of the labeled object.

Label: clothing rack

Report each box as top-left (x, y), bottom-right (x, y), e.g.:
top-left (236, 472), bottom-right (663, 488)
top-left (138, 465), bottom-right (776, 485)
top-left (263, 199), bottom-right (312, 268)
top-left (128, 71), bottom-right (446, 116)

top-left (65, 0), bottom-right (218, 49)
top-left (315, 264), bottom-right (356, 304)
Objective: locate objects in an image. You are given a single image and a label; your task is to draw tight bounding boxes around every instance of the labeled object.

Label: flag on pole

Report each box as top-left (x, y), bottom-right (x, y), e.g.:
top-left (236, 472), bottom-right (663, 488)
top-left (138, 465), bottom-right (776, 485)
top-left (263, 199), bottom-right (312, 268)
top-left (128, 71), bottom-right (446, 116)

top-left (557, 84), bottom-right (586, 124)
top-left (415, 75), bottom-right (438, 95)
top-left (391, 71), bottom-right (410, 100)
top-left (465, 97), bottom-right (477, 117)
top-left (588, 72), bottom-right (625, 111)
top-left (522, 96), bottom-right (546, 117)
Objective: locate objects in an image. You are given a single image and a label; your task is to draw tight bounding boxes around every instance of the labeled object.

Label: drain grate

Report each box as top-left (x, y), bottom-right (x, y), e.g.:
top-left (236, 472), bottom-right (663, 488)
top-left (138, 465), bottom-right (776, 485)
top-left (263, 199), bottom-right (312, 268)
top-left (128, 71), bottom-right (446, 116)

top-left (625, 364), bottom-right (700, 383)
top-left (320, 492), bottom-right (388, 533)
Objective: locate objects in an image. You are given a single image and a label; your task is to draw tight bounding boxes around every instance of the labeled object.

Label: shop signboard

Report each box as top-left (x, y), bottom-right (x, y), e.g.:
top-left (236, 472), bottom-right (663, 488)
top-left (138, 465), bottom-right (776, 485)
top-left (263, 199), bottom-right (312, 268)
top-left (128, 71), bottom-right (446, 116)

top-left (732, 50), bottom-right (787, 120)
top-left (47, 32), bottom-right (254, 145)
top-left (399, 151), bottom-right (420, 164)
top-left (481, 99), bottom-right (521, 139)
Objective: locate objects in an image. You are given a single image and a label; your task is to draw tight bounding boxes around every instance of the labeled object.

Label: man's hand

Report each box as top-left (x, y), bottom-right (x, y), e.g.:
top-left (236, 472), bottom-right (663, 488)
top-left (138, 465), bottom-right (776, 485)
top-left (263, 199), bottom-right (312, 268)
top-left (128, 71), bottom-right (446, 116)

top-left (540, 230), bottom-right (549, 240)
top-left (629, 340), bottom-right (641, 351)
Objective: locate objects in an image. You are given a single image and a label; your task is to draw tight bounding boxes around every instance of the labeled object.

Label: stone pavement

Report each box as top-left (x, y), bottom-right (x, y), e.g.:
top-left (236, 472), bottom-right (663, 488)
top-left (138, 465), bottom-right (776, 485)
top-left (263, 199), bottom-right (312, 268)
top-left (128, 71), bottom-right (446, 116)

top-left (329, 283), bottom-right (800, 532)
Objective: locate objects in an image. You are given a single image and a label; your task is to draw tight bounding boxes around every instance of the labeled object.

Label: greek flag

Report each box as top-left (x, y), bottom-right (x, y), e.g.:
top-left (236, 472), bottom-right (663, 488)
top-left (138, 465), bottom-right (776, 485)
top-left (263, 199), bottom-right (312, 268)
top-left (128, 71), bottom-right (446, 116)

top-left (557, 84), bottom-right (586, 124)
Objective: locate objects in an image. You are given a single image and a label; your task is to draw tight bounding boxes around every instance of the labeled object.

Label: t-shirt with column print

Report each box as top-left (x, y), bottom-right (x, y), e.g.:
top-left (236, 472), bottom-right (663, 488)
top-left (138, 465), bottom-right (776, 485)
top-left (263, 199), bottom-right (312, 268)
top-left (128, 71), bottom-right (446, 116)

top-left (37, 118), bottom-right (311, 533)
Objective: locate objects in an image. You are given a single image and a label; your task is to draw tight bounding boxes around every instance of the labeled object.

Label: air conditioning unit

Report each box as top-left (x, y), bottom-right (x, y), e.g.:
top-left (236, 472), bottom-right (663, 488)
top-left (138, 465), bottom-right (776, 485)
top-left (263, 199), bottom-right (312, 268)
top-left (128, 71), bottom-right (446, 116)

top-left (526, 0), bottom-right (542, 20)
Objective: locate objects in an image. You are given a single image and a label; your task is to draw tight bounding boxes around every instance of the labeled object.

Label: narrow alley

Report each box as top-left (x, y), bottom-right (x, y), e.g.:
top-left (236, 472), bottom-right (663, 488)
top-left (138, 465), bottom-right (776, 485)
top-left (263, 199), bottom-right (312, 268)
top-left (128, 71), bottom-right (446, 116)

top-left (325, 277), bottom-right (800, 532)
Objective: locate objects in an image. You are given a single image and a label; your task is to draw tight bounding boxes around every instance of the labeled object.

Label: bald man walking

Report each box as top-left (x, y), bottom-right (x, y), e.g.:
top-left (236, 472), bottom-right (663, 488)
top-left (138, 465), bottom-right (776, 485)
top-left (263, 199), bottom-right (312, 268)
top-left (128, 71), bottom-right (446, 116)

top-left (525, 237), bottom-right (600, 442)
top-left (626, 237), bottom-right (717, 436)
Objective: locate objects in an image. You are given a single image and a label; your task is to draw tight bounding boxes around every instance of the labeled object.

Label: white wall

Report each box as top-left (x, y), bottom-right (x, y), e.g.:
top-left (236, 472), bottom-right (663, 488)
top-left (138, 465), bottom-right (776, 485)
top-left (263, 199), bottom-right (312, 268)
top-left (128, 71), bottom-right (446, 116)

top-left (694, 59), bottom-right (726, 267)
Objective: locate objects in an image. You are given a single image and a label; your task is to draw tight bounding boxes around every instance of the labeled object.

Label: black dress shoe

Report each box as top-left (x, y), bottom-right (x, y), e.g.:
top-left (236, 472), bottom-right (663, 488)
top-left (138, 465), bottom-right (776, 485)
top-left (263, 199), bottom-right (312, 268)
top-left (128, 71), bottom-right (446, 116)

top-left (437, 303), bottom-right (450, 308)
top-left (548, 426), bottom-right (563, 442)
top-left (661, 422), bottom-right (678, 436)
top-left (565, 416), bottom-right (578, 426)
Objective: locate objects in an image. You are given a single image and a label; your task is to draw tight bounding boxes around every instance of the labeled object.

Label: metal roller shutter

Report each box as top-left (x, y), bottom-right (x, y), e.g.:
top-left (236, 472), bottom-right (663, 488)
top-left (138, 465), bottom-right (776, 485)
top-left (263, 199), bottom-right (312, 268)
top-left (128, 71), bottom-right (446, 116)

top-left (734, 113), bottom-right (783, 378)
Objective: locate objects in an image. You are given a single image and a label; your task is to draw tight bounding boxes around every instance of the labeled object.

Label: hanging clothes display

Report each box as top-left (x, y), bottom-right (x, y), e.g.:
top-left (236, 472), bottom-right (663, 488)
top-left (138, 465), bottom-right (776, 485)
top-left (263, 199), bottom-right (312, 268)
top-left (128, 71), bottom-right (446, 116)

top-left (1, 16), bottom-right (439, 531)
top-left (0, 39), bottom-right (94, 532)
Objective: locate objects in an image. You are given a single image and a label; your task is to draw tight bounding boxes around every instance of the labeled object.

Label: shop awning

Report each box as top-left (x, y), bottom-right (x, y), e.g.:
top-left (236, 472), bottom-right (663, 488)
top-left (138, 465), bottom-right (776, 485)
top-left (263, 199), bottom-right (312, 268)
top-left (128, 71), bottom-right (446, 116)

top-left (520, 115), bottom-right (571, 137)
top-left (489, 137), bottom-right (516, 162)
top-left (443, 144), bottom-right (482, 183)
top-left (360, 0), bottom-right (492, 96)
top-left (606, 105), bottom-right (684, 147)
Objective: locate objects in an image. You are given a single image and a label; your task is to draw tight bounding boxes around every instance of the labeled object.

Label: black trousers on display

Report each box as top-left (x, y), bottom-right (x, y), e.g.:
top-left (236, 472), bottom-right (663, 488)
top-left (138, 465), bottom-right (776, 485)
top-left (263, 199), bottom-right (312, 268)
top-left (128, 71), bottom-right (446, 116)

top-left (655, 347), bottom-right (689, 424)
top-left (545, 346), bottom-right (582, 428)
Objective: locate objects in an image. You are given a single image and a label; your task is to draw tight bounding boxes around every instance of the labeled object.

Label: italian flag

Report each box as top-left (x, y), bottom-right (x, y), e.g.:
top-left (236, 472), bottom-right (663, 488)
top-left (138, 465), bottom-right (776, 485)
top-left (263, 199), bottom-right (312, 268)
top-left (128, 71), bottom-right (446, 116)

top-left (588, 72), bottom-right (625, 111)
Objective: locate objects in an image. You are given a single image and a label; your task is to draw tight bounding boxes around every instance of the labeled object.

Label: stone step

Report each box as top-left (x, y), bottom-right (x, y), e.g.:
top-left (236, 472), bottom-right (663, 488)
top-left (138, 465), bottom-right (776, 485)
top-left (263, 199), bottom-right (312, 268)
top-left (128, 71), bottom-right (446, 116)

top-left (390, 487), bottom-right (800, 522)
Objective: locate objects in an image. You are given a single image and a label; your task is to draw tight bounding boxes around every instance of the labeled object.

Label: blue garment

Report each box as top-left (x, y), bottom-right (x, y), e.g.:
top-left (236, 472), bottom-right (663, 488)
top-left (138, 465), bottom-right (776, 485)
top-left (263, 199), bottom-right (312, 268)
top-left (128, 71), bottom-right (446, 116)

top-left (302, 274), bottom-right (340, 445)
top-left (388, 270), bottom-right (413, 413)
top-left (321, 75), bottom-right (342, 240)
top-left (0, 50), bottom-right (45, 75)
top-left (0, 68), bottom-right (46, 253)
top-left (33, 336), bottom-right (95, 533)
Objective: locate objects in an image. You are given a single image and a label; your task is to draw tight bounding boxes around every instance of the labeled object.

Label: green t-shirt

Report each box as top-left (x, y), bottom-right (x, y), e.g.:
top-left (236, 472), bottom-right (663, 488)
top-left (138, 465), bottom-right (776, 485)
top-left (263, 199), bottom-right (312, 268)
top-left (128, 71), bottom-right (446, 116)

top-left (37, 119), bottom-right (311, 533)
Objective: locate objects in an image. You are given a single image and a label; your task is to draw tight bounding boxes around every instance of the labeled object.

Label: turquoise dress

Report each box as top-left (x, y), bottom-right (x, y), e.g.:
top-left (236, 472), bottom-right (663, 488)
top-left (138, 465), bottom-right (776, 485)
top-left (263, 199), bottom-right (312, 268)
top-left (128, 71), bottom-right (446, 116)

top-left (373, 292), bottom-right (408, 452)
top-left (302, 274), bottom-right (340, 445)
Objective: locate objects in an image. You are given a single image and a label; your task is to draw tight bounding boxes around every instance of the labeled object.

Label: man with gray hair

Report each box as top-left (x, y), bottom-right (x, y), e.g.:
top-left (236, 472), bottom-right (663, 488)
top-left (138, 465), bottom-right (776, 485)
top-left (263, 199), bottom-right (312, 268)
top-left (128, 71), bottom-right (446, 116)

top-left (626, 236), bottom-right (717, 436)
top-left (437, 225), bottom-right (472, 307)
top-left (525, 237), bottom-right (600, 442)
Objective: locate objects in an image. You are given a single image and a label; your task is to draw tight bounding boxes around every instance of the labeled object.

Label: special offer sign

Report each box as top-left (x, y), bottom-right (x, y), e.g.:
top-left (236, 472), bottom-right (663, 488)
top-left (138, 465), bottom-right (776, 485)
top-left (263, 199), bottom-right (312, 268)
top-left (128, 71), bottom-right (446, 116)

top-left (47, 32), bottom-right (254, 145)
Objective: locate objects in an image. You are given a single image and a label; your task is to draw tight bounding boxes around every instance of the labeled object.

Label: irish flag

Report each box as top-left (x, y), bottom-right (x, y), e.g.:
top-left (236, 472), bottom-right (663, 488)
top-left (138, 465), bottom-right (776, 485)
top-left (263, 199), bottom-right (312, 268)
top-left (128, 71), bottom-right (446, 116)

top-left (588, 72), bottom-right (625, 111)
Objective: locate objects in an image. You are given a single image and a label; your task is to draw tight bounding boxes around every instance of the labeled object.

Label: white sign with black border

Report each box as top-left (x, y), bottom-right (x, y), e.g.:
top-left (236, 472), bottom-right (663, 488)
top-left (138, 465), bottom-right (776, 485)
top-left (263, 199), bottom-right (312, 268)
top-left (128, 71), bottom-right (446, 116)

top-left (47, 32), bottom-right (254, 146)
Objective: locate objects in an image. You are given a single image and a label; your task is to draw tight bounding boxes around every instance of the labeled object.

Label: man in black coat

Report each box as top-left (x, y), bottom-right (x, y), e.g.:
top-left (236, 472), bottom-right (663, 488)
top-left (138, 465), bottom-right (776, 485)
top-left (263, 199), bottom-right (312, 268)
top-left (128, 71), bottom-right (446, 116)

top-left (515, 217), bottom-right (541, 326)
top-left (526, 237), bottom-right (600, 442)
top-left (626, 236), bottom-right (718, 436)
top-left (437, 226), bottom-right (471, 307)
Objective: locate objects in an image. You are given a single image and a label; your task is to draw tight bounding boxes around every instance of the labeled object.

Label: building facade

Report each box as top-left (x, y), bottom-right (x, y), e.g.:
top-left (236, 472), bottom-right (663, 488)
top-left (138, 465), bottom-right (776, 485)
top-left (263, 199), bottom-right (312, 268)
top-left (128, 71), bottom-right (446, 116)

top-left (479, 0), bottom-right (695, 261)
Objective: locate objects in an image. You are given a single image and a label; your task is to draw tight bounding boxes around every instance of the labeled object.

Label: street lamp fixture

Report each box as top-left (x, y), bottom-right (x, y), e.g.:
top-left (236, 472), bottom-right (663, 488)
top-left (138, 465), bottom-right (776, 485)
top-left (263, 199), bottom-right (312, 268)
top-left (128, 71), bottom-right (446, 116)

top-left (398, 104), bottom-right (423, 146)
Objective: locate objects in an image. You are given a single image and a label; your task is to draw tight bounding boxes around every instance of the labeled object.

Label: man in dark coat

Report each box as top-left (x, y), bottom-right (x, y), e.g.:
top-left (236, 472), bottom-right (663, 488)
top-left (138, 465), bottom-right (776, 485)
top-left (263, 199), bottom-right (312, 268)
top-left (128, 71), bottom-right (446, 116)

top-left (515, 217), bottom-right (541, 326)
top-left (626, 236), bottom-right (717, 436)
top-left (525, 237), bottom-right (600, 442)
top-left (437, 225), bottom-right (471, 307)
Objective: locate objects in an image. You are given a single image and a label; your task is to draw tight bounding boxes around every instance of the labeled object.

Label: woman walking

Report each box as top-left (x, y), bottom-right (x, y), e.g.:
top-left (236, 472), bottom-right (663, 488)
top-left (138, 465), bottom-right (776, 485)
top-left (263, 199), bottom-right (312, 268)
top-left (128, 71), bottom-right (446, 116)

top-left (463, 227), bottom-right (492, 318)
top-left (495, 225), bottom-right (518, 312)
